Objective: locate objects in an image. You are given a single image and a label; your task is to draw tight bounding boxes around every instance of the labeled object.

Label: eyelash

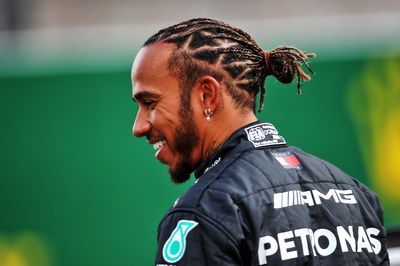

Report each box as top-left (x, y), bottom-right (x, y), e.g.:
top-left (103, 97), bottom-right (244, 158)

top-left (143, 100), bottom-right (156, 108)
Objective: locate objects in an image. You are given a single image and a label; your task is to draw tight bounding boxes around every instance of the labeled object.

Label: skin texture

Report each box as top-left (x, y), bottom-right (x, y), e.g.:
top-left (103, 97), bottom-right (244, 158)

top-left (131, 42), bottom-right (257, 183)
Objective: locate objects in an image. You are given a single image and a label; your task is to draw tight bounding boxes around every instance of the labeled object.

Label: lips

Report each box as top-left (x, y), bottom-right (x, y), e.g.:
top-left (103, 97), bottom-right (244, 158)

top-left (147, 134), bottom-right (169, 163)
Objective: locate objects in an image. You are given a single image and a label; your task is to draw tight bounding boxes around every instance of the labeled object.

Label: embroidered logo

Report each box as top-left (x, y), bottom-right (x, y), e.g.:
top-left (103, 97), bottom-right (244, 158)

top-left (162, 220), bottom-right (198, 263)
top-left (204, 157), bottom-right (221, 173)
top-left (244, 123), bottom-right (286, 147)
top-left (271, 151), bottom-right (302, 169)
top-left (273, 188), bottom-right (357, 209)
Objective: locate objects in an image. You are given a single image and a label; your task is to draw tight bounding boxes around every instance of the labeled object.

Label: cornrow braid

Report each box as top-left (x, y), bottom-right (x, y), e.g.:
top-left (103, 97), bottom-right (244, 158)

top-left (144, 18), bottom-right (315, 113)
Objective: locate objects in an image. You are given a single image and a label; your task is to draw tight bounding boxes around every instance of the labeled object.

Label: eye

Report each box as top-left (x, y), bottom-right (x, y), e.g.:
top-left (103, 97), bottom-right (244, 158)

top-left (143, 99), bottom-right (156, 109)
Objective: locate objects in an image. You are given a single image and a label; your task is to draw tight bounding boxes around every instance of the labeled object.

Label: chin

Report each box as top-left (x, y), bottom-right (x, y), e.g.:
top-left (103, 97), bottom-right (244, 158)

top-left (168, 160), bottom-right (193, 184)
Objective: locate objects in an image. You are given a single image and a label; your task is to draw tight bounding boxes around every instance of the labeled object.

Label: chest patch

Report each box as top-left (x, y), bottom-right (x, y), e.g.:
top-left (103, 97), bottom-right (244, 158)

top-left (271, 150), bottom-right (302, 170)
top-left (162, 220), bottom-right (198, 263)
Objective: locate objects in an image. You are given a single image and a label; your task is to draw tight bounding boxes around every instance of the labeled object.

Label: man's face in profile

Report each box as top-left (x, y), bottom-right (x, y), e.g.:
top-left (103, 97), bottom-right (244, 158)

top-left (131, 43), bottom-right (200, 183)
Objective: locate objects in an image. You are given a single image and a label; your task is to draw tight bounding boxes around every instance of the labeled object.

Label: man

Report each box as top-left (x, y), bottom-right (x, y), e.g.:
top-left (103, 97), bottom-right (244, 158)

top-left (131, 18), bottom-right (389, 265)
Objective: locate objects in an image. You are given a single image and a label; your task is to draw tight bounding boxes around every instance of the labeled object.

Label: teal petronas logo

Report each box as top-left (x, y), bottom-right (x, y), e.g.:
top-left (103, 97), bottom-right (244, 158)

top-left (162, 220), bottom-right (198, 263)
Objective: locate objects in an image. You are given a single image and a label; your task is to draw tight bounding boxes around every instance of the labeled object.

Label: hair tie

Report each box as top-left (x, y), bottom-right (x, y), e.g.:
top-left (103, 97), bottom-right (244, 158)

top-left (263, 51), bottom-right (272, 75)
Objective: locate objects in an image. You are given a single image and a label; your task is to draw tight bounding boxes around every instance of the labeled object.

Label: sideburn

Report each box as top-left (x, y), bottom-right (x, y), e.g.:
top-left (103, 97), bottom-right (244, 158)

top-left (168, 85), bottom-right (200, 184)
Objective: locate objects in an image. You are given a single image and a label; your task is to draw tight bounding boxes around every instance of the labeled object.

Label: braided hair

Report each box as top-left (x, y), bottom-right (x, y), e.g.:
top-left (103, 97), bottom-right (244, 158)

top-left (144, 18), bottom-right (315, 112)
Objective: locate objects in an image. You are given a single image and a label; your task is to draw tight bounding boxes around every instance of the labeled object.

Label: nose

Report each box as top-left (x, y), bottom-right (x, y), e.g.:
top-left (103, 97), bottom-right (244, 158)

top-left (132, 109), bottom-right (151, 138)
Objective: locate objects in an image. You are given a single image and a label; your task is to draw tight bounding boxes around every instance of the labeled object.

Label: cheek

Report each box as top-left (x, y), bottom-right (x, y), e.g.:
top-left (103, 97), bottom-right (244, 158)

top-left (151, 106), bottom-right (180, 131)
top-left (188, 100), bottom-right (206, 127)
top-left (190, 94), bottom-right (205, 115)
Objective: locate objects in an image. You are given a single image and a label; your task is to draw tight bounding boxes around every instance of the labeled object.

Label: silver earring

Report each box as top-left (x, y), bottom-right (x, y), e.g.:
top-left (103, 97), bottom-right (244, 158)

top-left (204, 108), bottom-right (214, 121)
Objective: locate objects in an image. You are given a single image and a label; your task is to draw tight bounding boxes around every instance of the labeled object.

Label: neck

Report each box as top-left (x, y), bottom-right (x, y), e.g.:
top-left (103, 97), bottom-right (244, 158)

top-left (201, 110), bottom-right (257, 161)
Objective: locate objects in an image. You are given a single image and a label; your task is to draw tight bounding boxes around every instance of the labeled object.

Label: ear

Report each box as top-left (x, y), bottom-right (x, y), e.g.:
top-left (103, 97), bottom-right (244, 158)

top-left (194, 75), bottom-right (221, 112)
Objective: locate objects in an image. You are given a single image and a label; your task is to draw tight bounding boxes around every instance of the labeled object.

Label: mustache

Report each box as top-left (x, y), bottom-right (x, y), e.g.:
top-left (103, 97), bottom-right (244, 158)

top-left (146, 133), bottom-right (165, 141)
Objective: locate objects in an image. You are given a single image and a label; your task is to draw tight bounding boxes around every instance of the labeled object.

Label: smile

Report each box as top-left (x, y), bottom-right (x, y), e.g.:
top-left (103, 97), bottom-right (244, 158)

top-left (153, 140), bottom-right (167, 150)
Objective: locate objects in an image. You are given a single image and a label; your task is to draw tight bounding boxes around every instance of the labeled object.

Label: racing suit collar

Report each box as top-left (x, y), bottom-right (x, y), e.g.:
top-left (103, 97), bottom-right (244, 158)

top-left (194, 121), bottom-right (286, 178)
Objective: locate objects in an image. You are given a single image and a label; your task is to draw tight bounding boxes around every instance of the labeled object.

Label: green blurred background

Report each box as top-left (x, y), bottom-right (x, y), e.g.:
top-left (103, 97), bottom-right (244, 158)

top-left (1, 0), bottom-right (400, 265)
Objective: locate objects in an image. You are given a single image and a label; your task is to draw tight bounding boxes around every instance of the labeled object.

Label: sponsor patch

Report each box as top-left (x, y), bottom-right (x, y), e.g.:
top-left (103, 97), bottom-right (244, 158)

top-left (272, 151), bottom-right (302, 169)
top-left (162, 220), bottom-right (198, 263)
top-left (273, 189), bottom-right (357, 209)
top-left (258, 225), bottom-right (382, 265)
top-left (204, 157), bottom-right (221, 174)
top-left (244, 123), bottom-right (286, 148)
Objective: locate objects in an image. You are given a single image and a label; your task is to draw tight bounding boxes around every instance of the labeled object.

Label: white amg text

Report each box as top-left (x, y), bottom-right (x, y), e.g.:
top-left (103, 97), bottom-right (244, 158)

top-left (274, 189), bottom-right (357, 209)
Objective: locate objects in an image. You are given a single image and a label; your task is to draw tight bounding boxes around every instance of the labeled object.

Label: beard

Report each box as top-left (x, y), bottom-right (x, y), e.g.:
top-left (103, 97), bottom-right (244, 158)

top-left (168, 94), bottom-right (200, 183)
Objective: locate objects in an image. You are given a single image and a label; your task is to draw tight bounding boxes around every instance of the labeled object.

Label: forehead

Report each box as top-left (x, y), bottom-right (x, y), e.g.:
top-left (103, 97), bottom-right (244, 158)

top-left (131, 43), bottom-right (178, 97)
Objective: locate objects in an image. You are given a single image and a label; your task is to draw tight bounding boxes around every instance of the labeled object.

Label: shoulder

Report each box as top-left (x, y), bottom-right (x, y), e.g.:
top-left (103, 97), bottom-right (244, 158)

top-left (159, 148), bottom-right (280, 234)
top-left (173, 145), bottom-right (379, 212)
top-left (291, 146), bottom-right (379, 193)
top-left (158, 148), bottom-right (274, 242)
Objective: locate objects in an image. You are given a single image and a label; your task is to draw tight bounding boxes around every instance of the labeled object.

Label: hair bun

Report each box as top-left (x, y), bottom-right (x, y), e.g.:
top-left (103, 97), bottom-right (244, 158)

top-left (267, 46), bottom-right (316, 94)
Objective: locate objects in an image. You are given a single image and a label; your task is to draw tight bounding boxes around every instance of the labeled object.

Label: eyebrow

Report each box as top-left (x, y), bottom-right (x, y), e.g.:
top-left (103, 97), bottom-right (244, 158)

top-left (132, 91), bottom-right (160, 102)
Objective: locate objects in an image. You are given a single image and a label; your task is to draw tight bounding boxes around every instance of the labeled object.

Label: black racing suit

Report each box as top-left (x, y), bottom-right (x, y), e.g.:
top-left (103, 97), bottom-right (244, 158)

top-left (155, 121), bottom-right (389, 265)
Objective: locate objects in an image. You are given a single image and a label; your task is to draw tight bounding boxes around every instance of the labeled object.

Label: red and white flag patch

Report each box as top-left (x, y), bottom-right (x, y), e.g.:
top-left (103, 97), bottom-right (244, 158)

top-left (271, 151), bottom-right (302, 170)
